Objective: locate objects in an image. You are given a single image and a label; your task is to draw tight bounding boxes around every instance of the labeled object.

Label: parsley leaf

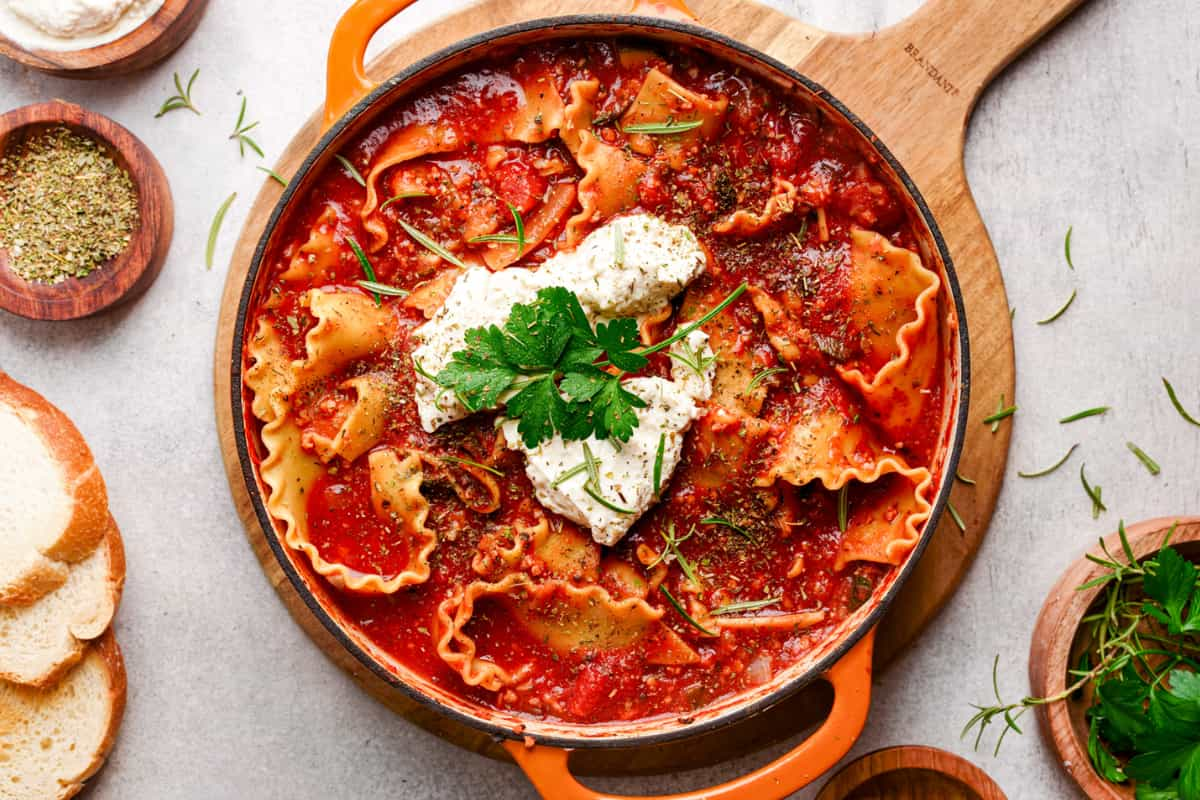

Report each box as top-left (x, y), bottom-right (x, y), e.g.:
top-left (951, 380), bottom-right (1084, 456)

top-left (1143, 547), bottom-right (1199, 635)
top-left (429, 283), bottom-right (744, 447)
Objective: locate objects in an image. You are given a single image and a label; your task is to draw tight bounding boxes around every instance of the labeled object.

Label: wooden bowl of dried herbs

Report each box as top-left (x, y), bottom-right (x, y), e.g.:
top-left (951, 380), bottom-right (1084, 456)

top-left (966, 517), bottom-right (1200, 800)
top-left (0, 100), bottom-right (172, 320)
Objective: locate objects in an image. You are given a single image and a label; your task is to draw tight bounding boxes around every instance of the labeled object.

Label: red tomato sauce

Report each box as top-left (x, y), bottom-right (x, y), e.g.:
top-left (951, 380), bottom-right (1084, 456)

top-left (244, 39), bottom-right (946, 725)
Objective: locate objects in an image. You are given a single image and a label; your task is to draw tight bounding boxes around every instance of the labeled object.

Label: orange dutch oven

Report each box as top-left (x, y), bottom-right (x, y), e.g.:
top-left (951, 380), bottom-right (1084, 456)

top-left (231, 0), bottom-right (973, 797)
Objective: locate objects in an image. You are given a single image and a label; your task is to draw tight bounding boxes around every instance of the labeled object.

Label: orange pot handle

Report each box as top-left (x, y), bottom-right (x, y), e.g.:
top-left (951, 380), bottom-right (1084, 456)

top-left (504, 630), bottom-right (874, 800)
top-left (324, 0), bottom-right (700, 132)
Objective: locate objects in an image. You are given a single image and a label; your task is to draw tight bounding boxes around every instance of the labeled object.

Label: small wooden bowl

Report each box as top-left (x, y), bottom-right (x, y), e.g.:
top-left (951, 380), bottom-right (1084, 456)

top-left (1029, 516), bottom-right (1200, 800)
top-left (0, 100), bottom-right (173, 321)
top-left (0, 0), bottom-right (207, 78)
top-left (815, 745), bottom-right (1007, 799)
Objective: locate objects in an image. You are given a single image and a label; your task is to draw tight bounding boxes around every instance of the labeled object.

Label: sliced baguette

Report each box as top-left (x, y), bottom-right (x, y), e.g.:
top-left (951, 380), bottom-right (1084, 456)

top-left (0, 373), bottom-right (108, 606)
top-left (0, 516), bottom-right (125, 688)
top-left (0, 631), bottom-right (126, 800)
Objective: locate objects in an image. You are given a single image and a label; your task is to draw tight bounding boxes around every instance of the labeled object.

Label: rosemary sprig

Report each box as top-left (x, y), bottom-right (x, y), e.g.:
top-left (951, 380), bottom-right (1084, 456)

top-left (1163, 377), bottom-right (1200, 427)
top-left (983, 395), bottom-right (1017, 432)
top-left (622, 118), bottom-right (704, 135)
top-left (346, 236), bottom-right (381, 306)
top-left (1060, 406), bottom-right (1109, 423)
top-left (552, 463), bottom-right (588, 488)
top-left (659, 585), bottom-right (717, 636)
top-left (634, 283), bottom-right (748, 359)
top-left (701, 516), bottom-right (755, 543)
top-left (156, 69), bottom-right (201, 117)
top-left (397, 220), bottom-right (467, 269)
top-left (468, 204), bottom-right (527, 250)
top-left (710, 597), bottom-right (782, 616)
top-left (334, 154), bottom-right (366, 187)
top-left (650, 522), bottom-right (700, 587)
top-left (380, 191), bottom-right (430, 210)
top-left (256, 166), bottom-right (287, 187)
top-left (229, 95), bottom-right (263, 158)
top-left (439, 455), bottom-right (503, 476)
top-left (579, 442), bottom-right (634, 514)
top-left (1017, 443), bottom-right (1078, 478)
top-left (1126, 442), bottom-right (1161, 476)
top-left (1036, 289), bottom-right (1076, 325)
top-left (206, 192), bottom-right (236, 270)
top-left (1080, 464), bottom-right (1107, 518)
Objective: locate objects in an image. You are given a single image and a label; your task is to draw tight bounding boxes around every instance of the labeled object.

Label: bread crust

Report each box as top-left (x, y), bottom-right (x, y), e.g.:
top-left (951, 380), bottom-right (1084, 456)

top-left (59, 630), bottom-right (127, 800)
top-left (0, 516), bottom-right (126, 688)
top-left (0, 373), bottom-right (109, 605)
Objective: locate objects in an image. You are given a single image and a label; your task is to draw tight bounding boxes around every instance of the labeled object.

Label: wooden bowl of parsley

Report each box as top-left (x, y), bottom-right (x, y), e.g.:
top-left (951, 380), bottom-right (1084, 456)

top-left (1026, 517), bottom-right (1200, 800)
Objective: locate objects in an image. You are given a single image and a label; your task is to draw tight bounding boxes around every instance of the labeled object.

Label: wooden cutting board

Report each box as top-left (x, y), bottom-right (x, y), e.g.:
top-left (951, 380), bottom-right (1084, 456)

top-left (214, 0), bottom-right (1079, 774)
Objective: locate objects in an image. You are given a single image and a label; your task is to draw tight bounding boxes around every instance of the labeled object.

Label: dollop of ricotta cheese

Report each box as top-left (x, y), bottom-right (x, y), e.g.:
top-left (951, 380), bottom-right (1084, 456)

top-left (411, 213), bottom-right (707, 432)
top-left (410, 213), bottom-right (713, 546)
top-left (501, 333), bottom-right (715, 546)
top-left (2, 0), bottom-right (163, 50)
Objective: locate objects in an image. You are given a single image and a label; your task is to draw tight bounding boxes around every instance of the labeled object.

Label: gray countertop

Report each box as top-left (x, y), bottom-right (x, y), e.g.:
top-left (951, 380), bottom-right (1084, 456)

top-left (1, 1), bottom-right (1197, 797)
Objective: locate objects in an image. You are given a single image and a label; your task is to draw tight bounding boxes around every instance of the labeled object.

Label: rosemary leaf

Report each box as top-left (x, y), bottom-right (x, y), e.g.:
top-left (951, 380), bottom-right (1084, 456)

top-left (335, 154), bottom-right (366, 187)
top-left (1125, 442), bottom-right (1161, 476)
top-left (380, 191), bottom-right (430, 210)
top-left (710, 597), bottom-right (782, 616)
top-left (1059, 406), bottom-right (1109, 424)
top-left (652, 433), bottom-right (666, 495)
top-left (256, 166), bottom-right (287, 187)
top-left (955, 470), bottom-right (977, 486)
top-left (1018, 444), bottom-right (1078, 478)
top-left (356, 280), bottom-right (408, 298)
top-left (1036, 289), bottom-right (1076, 325)
top-left (439, 455), bottom-right (503, 476)
top-left (744, 367), bottom-right (787, 396)
top-left (622, 119), bottom-right (704, 135)
top-left (946, 500), bottom-right (966, 533)
top-left (701, 516), bottom-right (755, 543)
top-left (346, 236), bottom-right (380, 306)
top-left (206, 192), bottom-right (236, 270)
top-left (659, 585), bottom-right (717, 636)
top-left (397, 220), bottom-right (467, 269)
top-left (1064, 225), bottom-right (1075, 270)
top-left (1079, 464), bottom-right (1107, 518)
top-left (837, 485), bottom-right (849, 532)
top-left (1162, 377), bottom-right (1200, 427)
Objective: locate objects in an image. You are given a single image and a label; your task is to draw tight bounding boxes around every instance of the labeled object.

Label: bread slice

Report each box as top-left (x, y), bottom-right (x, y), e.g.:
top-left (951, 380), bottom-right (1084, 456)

top-left (0, 517), bottom-right (125, 688)
top-left (0, 373), bottom-right (108, 606)
top-left (0, 631), bottom-right (126, 800)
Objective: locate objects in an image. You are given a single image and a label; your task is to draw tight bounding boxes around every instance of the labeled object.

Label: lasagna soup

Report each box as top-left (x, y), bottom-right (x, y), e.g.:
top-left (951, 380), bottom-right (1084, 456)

top-left (243, 40), bottom-right (947, 724)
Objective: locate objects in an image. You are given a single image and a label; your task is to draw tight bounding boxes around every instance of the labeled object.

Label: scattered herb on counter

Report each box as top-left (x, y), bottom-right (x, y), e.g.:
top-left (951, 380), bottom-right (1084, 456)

top-left (1036, 289), bottom-right (1077, 325)
top-left (710, 597), bottom-right (782, 616)
top-left (964, 523), bottom-right (1200, 800)
top-left (983, 395), bottom-right (1017, 432)
top-left (1017, 443), bottom-right (1079, 479)
top-left (0, 126), bottom-right (139, 284)
top-left (955, 470), bottom-right (977, 486)
top-left (397, 219), bottom-right (467, 269)
top-left (1060, 406), bottom-right (1110, 424)
top-left (659, 585), bottom-right (717, 636)
top-left (156, 69), bottom-right (201, 117)
top-left (946, 501), bottom-right (966, 533)
top-left (256, 166), bottom-right (287, 187)
top-left (622, 118), bottom-right (704, 136)
top-left (1126, 442), bottom-right (1161, 476)
top-left (334, 154), bottom-right (365, 186)
top-left (206, 192), bottom-right (237, 270)
top-left (701, 516), bottom-right (755, 543)
top-left (1163, 377), bottom-right (1200, 428)
top-left (428, 283), bottom-right (746, 447)
top-left (1080, 464), bottom-right (1107, 518)
top-left (1064, 225), bottom-right (1075, 270)
top-left (229, 95), bottom-right (263, 158)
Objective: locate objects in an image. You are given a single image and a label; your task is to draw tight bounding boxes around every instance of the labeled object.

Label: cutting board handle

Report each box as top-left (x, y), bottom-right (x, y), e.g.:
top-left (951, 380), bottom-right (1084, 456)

top-left (830, 0), bottom-right (1086, 125)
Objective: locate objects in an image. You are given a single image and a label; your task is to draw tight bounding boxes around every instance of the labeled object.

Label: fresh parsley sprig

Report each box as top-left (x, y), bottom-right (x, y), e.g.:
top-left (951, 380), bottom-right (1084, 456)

top-left (428, 283), bottom-right (746, 448)
top-left (964, 522), bottom-right (1200, 800)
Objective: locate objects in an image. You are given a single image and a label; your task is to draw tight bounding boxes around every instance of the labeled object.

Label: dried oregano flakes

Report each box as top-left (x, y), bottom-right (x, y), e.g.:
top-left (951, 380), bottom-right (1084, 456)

top-left (0, 126), bottom-right (139, 284)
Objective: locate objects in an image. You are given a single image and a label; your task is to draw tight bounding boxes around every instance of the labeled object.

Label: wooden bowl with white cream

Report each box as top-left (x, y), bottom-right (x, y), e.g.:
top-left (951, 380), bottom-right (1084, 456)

top-left (0, 0), bottom-right (207, 78)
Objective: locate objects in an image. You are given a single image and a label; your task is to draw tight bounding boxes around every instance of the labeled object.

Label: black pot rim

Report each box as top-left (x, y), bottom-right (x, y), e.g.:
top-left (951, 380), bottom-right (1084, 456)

top-left (229, 13), bottom-right (972, 752)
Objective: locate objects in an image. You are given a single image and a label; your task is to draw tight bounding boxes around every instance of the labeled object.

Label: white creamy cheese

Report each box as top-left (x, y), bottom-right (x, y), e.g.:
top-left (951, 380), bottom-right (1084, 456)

top-left (500, 335), bottom-right (715, 546)
top-left (411, 213), bottom-right (707, 432)
top-left (1, 0), bottom-right (162, 51)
